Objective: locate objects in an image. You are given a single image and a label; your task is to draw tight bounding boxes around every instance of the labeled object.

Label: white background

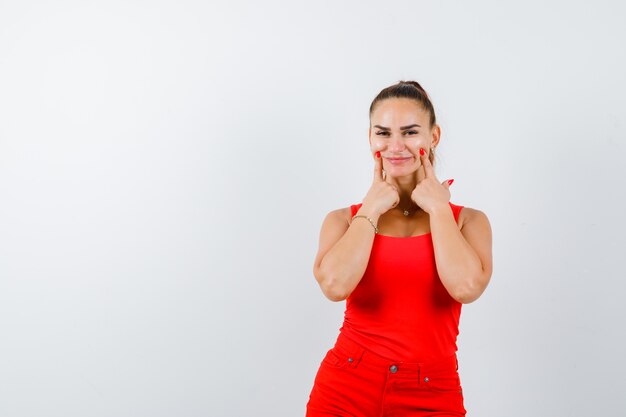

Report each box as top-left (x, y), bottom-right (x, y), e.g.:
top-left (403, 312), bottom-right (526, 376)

top-left (1, 1), bottom-right (625, 416)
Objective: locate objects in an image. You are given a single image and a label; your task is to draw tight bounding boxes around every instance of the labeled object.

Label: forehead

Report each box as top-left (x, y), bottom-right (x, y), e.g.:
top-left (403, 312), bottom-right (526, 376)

top-left (371, 98), bottom-right (429, 126)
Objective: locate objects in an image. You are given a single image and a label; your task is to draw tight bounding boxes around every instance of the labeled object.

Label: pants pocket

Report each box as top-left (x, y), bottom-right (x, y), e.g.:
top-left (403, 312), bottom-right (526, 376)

top-left (422, 368), bottom-right (463, 394)
top-left (321, 343), bottom-right (363, 369)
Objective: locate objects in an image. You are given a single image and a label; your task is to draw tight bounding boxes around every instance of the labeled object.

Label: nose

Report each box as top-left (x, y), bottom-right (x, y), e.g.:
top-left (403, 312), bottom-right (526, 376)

top-left (387, 134), bottom-right (407, 153)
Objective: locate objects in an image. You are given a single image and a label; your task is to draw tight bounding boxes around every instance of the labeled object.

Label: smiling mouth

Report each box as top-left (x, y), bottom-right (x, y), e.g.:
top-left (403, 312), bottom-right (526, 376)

top-left (386, 157), bottom-right (413, 165)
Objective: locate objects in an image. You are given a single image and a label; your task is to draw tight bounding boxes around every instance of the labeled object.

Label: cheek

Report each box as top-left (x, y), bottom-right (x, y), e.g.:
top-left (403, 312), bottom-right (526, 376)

top-left (405, 137), bottom-right (422, 149)
top-left (407, 138), bottom-right (431, 155)
top-left (371, 141), bottom-right (385, 151)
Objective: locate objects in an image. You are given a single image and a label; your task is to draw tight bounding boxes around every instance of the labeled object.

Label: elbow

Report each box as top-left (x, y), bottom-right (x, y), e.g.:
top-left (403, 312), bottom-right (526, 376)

top-left (320, 277), bottom-right (350, 302)
top-left (454, 254), bottom-right (493, 304)
top-left (451, 273), bottom-right (487, 304)
top-left (453, 289), bottom-right (480, 304)
top-left (314, 263), bottom-right (351, 302)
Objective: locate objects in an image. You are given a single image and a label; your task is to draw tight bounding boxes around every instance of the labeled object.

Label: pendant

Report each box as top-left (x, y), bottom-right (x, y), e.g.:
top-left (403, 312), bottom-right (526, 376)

top-left (403, 210), bottom-right (409, 216)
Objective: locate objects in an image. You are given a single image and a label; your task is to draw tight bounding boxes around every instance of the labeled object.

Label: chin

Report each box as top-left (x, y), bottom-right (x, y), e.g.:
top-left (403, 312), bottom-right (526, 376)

top-left (387, 169), bottom-right (417, 178)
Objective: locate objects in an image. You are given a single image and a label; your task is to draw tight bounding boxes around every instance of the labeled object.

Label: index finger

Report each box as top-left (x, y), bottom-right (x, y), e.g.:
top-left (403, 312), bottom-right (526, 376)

top-left (373, 151), bottom-right (384, 182)
top-left (419, 148), bottom-right (436, 179)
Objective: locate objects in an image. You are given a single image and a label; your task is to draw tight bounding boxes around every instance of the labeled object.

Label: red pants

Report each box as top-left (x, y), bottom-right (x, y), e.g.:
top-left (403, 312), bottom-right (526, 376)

top-left (306, 332), bottom-right (467, 417)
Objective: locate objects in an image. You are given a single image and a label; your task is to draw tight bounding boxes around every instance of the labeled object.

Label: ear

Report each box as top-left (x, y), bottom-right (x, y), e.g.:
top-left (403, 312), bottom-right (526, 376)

top-left (368, 126), bottom-right (372, 147)
top-left (430, 124), bottom-right (441, 148)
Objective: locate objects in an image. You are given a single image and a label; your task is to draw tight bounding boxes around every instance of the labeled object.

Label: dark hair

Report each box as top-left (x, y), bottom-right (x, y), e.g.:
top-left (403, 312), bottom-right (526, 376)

top-left (369, 80), bottom-right (438, 165)
top-left (369, 80), bottom-right (436, 128)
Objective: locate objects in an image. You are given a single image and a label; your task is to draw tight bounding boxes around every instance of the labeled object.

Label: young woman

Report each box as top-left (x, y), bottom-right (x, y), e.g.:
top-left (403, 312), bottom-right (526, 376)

top-left (306, 81), bottom-right (493, 417)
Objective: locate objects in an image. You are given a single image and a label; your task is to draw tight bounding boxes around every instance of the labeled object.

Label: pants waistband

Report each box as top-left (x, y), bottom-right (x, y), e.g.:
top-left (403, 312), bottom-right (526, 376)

top-left (333, 331), bottom-right (458, 374)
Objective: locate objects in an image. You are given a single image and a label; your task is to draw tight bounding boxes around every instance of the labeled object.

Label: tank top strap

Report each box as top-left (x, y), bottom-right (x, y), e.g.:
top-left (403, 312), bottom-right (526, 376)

top-left (350, 203), bottom-right (363, 218)
top-left (448, 201), bottom-right (464, 223)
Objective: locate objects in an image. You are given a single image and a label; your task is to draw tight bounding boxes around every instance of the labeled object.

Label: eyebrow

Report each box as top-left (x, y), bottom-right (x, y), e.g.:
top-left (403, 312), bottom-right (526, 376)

top-left (373, 124), bottom-right (421, 130)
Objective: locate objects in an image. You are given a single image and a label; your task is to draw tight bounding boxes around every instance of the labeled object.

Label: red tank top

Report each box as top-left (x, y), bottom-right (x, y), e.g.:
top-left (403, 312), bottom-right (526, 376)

top-left (339, 201), bottom-right (464, 362)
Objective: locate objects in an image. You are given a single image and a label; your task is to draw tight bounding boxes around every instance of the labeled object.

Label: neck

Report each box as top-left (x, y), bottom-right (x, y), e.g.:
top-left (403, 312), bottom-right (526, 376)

top-left (385, 171), bottom-right (425, 214)
top-left (387, 175), bottom-right (417, 197)
top-left (386, 175), bottom-right (416, 206)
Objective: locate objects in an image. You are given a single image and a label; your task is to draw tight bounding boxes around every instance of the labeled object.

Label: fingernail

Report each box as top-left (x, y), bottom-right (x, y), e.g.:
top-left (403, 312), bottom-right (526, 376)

top-left (448, 179), bottom-right (454, 186)
top-left (376, 151), bottom-right (380, 158)
top-left (419, 148), bottom-right (425, 156)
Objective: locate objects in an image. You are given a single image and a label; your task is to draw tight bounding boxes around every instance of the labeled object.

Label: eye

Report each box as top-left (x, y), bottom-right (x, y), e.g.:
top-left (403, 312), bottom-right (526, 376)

top-left (375, 131), bottom-right (390, 136)
top-left (404, 130), bottom-right (419, 135)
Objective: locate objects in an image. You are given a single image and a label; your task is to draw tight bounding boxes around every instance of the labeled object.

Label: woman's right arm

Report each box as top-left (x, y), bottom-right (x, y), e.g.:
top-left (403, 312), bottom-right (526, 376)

top-left (312, 205), bottom-right (381, 302)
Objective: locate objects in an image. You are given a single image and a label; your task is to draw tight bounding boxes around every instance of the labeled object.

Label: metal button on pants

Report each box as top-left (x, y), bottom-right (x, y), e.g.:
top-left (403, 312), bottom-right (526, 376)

top-left (306, 332), bottom-right (466, 416)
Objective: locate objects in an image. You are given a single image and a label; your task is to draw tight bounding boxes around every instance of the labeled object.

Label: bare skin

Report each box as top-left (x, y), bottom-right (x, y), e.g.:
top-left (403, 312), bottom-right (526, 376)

top-left (313, 98), bottom-right (493, 303)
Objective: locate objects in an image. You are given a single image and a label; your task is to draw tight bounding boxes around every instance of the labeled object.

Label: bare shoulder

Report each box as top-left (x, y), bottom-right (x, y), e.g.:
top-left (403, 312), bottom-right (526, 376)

top-left (457, 206), bottom-right (490, 230)
top-left (325, 206), bottom-right (352, 227)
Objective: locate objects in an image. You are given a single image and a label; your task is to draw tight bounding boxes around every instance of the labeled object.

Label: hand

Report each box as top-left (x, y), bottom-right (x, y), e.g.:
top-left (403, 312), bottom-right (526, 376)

top-left (360, 151), bottom-right (400, 217)
top-left (411, 148), bottom-right (454, 214)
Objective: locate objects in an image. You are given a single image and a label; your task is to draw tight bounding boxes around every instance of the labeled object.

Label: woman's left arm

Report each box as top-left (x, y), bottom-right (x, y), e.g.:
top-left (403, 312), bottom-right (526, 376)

top-left (429, 205), bottom-right (493, 304)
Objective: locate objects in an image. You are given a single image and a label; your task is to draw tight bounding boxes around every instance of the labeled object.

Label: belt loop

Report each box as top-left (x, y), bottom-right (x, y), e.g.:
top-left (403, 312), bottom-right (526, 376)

top-left (351, 343), bottom-right (365, 368)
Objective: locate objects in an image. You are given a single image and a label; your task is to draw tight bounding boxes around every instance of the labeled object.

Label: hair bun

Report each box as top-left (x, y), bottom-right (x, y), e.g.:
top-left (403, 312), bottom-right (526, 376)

top-left (399, 80), bottom-right (428, 97)
top-left (369, 79), bottom-right (437, 130)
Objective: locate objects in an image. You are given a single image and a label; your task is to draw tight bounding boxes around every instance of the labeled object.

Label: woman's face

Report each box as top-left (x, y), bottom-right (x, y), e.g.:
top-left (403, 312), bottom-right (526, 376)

top-left (368, 98), bottom-right (439, 178)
